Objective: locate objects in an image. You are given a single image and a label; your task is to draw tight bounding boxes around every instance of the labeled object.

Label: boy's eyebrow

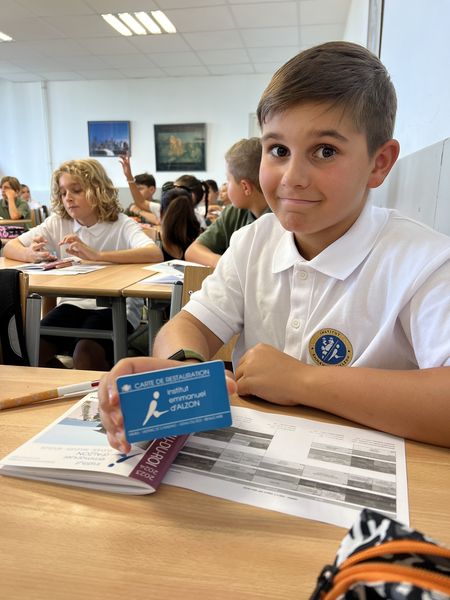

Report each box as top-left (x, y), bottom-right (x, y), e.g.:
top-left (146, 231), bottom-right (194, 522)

top-left (312, 129), bottom-right (349, 143)
top-left (261, 129), bottom-right (350, 143)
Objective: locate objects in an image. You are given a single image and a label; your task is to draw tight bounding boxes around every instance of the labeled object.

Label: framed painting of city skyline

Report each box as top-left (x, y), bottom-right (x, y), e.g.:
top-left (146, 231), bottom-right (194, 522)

top-left (88, 120), bottom-right (130, 157)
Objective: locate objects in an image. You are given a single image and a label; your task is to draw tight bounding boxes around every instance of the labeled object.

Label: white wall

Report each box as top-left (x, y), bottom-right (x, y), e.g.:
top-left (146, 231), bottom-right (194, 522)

top-left (371, 139), bottom-right (450, 236)
top-left (1, 73), bottom-right (269, 206)
top-left (381, 0), bottom-right (450, 158)
top-left (369, 0), bottom-right (450, 233)
top-left (343, 0), bottom-right (369, 46)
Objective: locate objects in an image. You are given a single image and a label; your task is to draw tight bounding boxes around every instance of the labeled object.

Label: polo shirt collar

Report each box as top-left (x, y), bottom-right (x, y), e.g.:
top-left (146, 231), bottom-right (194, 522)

top-left (73, 219), bottom-right (103, 237)
top-left (272, 202), bottom-right (389, 280)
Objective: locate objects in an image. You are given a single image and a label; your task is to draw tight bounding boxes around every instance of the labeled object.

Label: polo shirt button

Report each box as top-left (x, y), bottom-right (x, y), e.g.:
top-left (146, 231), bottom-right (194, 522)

top-left (298, 271), bottom-right (308, 280)
top-left (292, 318), bottom-right (301, 329)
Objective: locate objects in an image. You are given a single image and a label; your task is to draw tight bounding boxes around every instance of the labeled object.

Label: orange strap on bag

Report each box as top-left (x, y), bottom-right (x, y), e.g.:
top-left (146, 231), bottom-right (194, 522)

top-left (323, 544), bottom-right (450, 599)
top-left (310, 511), bottom-right (450, 600)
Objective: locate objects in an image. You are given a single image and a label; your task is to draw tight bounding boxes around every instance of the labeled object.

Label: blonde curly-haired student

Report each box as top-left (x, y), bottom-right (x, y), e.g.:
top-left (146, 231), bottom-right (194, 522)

top-left (4, 158), bottom-right (163, 370)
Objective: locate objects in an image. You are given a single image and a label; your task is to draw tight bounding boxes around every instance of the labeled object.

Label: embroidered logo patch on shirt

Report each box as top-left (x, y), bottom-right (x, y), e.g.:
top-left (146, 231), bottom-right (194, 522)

top-left (309, 329), bottom-right (353, 366)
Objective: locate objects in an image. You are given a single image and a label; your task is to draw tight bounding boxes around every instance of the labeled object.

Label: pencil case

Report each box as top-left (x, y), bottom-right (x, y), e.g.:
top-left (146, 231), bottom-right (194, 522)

top-left (309, 508), bottom-right (450, 599)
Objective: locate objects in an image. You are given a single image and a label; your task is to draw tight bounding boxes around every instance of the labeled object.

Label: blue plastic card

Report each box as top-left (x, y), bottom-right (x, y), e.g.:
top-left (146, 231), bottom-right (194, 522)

top-left (117, 360), bottom-right (232, 443)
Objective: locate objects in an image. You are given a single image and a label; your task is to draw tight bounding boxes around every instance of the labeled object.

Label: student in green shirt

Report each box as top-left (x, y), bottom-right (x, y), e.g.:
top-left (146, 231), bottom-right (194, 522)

top-left (185, 138), bottom-right (269, 268)
top-left (0, 176), bottom-right (30, 221)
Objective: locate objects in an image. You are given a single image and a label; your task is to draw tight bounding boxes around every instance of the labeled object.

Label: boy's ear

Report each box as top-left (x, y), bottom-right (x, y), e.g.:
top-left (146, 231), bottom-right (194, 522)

top-left (240, 179), bottom-right (253, 196)
top-left (368, 139), bottom-right (400, 189)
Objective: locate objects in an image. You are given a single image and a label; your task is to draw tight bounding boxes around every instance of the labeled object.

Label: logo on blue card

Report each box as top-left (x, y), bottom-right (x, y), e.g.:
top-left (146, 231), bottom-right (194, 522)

top-left (117, 361), bottom-right (232, 443)
top-left (142, 393), bottom-right (169, 425)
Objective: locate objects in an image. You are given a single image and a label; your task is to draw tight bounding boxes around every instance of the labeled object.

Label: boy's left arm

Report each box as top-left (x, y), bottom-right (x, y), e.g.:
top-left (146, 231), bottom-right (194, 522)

top-left (235, 343), bottom-right (450, 447)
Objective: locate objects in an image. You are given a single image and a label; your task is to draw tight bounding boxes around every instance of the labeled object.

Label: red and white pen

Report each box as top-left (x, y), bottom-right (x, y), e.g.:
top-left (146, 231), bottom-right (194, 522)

top-left (0, 380), bottom-right (100, 410)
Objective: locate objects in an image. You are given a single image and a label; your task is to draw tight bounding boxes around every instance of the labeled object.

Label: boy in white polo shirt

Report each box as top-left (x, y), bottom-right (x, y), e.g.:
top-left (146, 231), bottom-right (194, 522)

top-left (99, 41), bottom-right (450, 451)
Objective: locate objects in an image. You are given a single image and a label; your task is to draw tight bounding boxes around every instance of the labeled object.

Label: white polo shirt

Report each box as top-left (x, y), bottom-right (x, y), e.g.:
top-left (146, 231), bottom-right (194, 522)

top-left (18, 213), bottom-right (154, 328)
top-left (184, 202), bottom-right (450, 370)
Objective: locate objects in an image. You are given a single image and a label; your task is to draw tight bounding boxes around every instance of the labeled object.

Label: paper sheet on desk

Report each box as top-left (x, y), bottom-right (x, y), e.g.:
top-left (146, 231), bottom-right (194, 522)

top-left (141, 259), bottom-right (203, 284)
top-left (163, 406), bottom-right (408, 529)
top-left (19, 264), bottom-right (107, 275)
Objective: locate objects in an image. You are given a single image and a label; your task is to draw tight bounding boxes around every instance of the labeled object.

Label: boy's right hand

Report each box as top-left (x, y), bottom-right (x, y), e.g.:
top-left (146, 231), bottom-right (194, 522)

top-left (99, 356), bottom-right (237, 454)
top-left (27, 235), bottom-right (56, 263)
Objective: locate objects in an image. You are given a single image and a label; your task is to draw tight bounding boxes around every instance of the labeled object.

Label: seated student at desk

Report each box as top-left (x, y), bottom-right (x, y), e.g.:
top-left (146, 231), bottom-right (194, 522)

top-left (1, 176), bottom-right (31, 222)
top-left (99, 42), bottom-right (449, 452)
top-left (185, 138), bottom-right (269, 268)
top-left (169, 175), bottom-right (210, 231)
top-left (20, 183), bottom-right (43, 210)
top-left (158, 187), bottom-right (200, 261)
top-left (4, 158), bottom-right (163, 371)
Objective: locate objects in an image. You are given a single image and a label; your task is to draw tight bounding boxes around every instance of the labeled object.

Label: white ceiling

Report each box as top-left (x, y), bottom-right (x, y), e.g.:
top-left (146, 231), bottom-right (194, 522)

top-left (0, 0), bottom-right (352, 82)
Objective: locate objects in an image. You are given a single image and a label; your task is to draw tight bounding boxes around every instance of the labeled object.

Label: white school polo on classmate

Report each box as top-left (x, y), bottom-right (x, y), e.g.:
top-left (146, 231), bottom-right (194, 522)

top-left (18, 213), bottom-right (154, 328)
top-left (184, 202), bottom-right (450, 370)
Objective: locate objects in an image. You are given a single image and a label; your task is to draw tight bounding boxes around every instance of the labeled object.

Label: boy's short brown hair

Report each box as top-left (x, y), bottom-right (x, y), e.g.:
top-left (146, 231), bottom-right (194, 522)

top-left (225, 137), bottom-right (262, 191)
top-left (257, 41), bottom-right (397, 156)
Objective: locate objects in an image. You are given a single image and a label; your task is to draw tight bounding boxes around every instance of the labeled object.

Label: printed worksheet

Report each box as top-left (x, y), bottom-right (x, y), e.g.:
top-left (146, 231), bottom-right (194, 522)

top-left (163, 406), bottom-right (408, 528)
top-left (17, 264), bottom-right (106, 275)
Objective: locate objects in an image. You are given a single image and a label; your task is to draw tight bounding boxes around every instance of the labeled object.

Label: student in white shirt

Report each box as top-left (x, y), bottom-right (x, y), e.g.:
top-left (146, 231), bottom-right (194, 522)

top-left (4, 158), bottom-right (163, 370)
top-left (98, 42), bottom-right (450, 450)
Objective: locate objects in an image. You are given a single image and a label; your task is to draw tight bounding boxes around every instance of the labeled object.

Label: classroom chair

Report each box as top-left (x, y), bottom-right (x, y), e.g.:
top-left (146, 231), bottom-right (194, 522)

top-left (0, 269), bottom-right (40, 366)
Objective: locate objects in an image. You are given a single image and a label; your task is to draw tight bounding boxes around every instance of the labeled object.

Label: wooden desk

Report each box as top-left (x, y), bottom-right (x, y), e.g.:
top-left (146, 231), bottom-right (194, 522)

top-left (121, 278), bottom-right (172, 301)
top-left (0, 258), bottom-right (151, 363)
top-left (1, 366), bottom-right (449, 600)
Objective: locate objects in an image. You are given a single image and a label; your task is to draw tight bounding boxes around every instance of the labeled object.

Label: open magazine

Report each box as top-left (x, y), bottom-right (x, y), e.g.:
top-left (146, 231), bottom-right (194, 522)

top-left (0, 392), bottom-right (187, 495)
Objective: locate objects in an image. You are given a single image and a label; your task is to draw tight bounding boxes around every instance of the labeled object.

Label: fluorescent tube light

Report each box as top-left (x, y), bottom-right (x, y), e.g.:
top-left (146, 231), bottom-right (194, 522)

top-left (134, 12), bottom-right (161, 35)
top-left (151, 10), bottom-right (177, 33)
top-left (102, 14), bottom-right (132, 36)
top-left (118, 13), bottom-right (147, 35)
top-left (0, 31), bottom-right (13, 42)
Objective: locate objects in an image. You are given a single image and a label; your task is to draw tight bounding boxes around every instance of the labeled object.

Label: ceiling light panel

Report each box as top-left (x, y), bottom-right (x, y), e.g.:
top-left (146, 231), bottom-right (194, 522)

top-left (102, 11), bottom-right (176, 37)
top-left (102, 14), bottom-right (132, 36)
top-left (134, 12), bottom-right (161, 35)
top-left (118, 13), bottom-right (147, 35)
top-left (151, 11), bottom-right (177, 33)
top-left (0, 31), bottom-right (13, 42)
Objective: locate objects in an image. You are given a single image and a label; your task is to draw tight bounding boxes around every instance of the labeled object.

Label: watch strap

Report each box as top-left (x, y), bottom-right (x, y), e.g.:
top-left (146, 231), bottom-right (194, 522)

top-left (167, 348), bottom-right (206, 363)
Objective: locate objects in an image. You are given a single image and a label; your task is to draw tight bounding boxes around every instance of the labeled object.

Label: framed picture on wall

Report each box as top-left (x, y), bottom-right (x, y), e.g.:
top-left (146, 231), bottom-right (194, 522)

top-left (154, 123), bottom-right (206, 171)
top-left (87, 121), bottom-right (131, 157)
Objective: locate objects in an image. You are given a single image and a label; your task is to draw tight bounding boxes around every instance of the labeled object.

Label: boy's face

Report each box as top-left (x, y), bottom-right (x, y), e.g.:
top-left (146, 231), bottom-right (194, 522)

top-left (260, 101), bottom-right (386, 259)
top-left (59, 173), bottom-right (97, 227)
top-left (21, 186), bottom-right (31, 201)
top-left (1, 181), bottom-right (18, 201)
top-left (137, 184), bottom-right (155, 201)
